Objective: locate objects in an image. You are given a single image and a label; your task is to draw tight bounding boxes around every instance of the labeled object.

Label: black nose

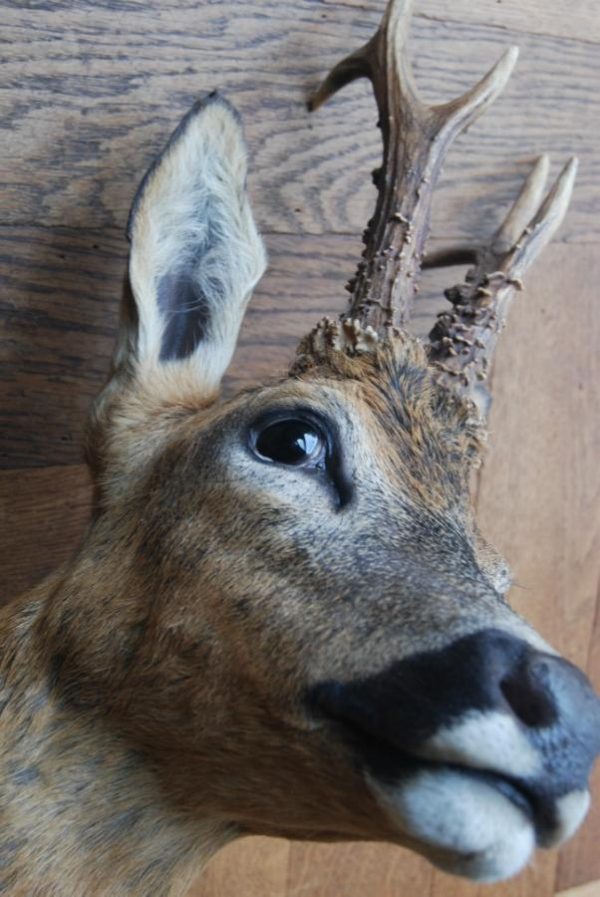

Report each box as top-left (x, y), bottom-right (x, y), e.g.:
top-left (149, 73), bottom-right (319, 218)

top-left (309, 628), bottom-right (600, 797)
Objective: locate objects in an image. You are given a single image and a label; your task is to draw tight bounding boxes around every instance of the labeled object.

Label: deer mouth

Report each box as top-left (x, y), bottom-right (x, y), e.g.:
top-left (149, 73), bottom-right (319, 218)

top-left (318, 715), bottom-right (590, 882)
top-left (334, 715), bottom-right (541, 824)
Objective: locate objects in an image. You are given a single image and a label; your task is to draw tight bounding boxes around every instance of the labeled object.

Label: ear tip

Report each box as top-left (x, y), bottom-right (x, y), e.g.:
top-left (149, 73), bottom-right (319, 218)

top-left (126, 90), bottom-right (244, 241)
top-left (169, 91), bottom-right (244, 158)
top-left (198, 90), bottom-right (243, 125)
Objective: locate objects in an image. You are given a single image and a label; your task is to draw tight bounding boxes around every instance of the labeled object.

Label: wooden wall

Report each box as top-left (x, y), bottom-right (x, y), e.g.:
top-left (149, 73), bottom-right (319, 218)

top-left (1, 1), bottom-right (598, 895)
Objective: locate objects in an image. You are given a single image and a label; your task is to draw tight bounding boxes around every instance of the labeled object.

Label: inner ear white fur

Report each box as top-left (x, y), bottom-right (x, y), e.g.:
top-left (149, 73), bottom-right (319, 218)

top-left (127, 92), bottom-right (266, 392)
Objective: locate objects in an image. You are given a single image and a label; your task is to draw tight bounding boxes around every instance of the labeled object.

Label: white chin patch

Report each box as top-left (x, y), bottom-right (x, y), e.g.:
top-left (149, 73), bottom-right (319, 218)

top-left (368, 767), bottom-right (535, 883)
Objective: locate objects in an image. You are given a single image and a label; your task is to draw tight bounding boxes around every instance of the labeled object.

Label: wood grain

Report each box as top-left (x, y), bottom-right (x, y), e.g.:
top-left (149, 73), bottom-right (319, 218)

top-left (0, 464), bottom-right (92, 603)
top-left (193, 838), bottom-right (289, 897)
top-left (0, 227), bottom-right (125, 468)
top-left (556, 881), bottom-right (600, 897)
top-left (285, 842), bottom-right (432, 897)
top-left (1, 1), bottom-right (599, 240)
top-left (332, 0), bottom-right (600, 43)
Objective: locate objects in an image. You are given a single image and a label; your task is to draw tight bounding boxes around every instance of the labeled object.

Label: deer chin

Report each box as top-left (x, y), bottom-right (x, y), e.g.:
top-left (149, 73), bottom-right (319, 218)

top-left (365, 766), bottom-right (590, 883)
top-left (367, 766), bottom-right (536, 882)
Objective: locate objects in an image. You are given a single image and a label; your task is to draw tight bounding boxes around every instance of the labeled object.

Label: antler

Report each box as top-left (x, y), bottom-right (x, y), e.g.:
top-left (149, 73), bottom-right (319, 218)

top-left (426, 155), bottom-right (577, 416)
top-left (309, 0), bottom-right (518, 333)
top-left (308, 0), bottom-right (577, 420)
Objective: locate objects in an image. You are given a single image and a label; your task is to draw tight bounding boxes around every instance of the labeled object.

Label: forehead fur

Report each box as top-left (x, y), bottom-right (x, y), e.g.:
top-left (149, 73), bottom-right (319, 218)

top-left (289, 326), bottom-right (484, 509)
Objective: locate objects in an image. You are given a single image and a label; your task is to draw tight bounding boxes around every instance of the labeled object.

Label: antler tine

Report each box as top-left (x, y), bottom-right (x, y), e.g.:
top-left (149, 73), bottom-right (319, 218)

top-left (492, 154), bottom-right (550, 254)
top-left (308, 0), bottom-right (518, 335)
top-left (309, 0), bottom-right (421, 114)
top-left (433, 46), bottom-right (519, 143)
top-left (428, 156), bottom-right (578, 418)
top-left (423, 155), bottom-right (550, 269)
top-left (508, 156), bottom-right (578, 275)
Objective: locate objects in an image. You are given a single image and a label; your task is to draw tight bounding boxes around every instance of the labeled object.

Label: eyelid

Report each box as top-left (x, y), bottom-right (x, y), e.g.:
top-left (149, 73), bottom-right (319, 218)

top-left (249, 408), bottom-right (330, 447)
top-left (250, 406), bottom-right (328, 431)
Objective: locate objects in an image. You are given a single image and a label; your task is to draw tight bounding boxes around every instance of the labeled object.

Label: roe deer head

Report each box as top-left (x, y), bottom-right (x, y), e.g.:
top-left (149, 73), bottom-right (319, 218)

top-left (1, 0), bottom-right (599, 893)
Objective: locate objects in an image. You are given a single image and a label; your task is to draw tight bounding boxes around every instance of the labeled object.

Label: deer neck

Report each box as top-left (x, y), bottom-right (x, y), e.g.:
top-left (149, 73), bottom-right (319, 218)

top-left (0, 574), bottom-right (235, 897)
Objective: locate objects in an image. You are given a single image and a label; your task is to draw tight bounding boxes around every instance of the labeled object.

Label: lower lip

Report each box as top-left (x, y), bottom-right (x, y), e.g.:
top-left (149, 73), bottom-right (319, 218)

top-left (460, 768), bottom-right (536, 824)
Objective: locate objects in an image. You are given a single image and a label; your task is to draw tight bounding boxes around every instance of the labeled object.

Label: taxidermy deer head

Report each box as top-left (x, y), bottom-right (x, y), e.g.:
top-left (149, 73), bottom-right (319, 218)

top-left (2, 0), bottom-right (599, 894)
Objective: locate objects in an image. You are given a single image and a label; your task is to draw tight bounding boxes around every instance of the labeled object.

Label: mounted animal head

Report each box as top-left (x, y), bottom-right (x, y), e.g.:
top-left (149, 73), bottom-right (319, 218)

top-left (48, 0), bottom-right (599, 885)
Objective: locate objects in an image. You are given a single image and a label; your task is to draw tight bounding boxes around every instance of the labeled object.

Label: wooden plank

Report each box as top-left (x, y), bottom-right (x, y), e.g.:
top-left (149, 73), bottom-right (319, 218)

top-left (189, 838), bottom-right (289, 897)
top-left (0, 464), bottom-right (92, 604)
top-left (0, 227), bottom-right (125, 468)
top-left (286, 842), bottom-right (432, 897)
top-left (556, 880), bottom-right (600, 897)
top-left (1, 1), bottom-right (598, 241)
top-left (332, 0), bottom-right (600, 44)
top-left (0, 227), bottom-right (449, 468)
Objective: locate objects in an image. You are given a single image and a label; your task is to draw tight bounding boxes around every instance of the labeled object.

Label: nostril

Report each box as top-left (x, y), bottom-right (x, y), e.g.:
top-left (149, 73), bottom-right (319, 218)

top-left (501, 666), bottom-right (558, 729)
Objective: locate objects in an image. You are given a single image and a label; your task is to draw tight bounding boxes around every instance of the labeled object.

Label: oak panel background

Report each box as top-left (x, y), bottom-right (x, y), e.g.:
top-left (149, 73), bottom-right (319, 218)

top-left (1, 1), bottom-right (598, 896)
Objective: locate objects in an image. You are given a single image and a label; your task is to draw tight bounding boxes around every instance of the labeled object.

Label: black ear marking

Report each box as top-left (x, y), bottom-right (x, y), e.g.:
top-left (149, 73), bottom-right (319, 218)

top-left (157, 270), bottom-right (219, 362)
top-left (157, 273), bottom-right (211, 362)
top-left (156, 206), bottom-right (229, 361)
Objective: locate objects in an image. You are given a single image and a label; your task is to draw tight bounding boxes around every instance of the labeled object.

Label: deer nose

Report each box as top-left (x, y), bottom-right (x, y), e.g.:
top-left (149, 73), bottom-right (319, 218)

top-left (310, 628), bottom-right (600, 815)
top-left (501, 648), bottom-right (595, 734)
top-left (500, 651), bottom-right (560, 728)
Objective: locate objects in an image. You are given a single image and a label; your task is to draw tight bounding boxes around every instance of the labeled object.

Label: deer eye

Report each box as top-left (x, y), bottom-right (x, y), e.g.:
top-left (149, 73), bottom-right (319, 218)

top-left (252, 418), bottom-right (326, 468)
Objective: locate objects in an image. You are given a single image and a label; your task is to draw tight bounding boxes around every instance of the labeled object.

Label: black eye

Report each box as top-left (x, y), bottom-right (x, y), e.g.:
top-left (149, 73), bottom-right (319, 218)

top-left (253, 419), bottom-right (326, 468)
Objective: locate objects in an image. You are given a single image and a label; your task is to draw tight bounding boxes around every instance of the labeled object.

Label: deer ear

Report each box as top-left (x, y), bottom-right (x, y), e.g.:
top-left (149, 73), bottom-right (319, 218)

top-left (126, 92), bottom-right (266, 392)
